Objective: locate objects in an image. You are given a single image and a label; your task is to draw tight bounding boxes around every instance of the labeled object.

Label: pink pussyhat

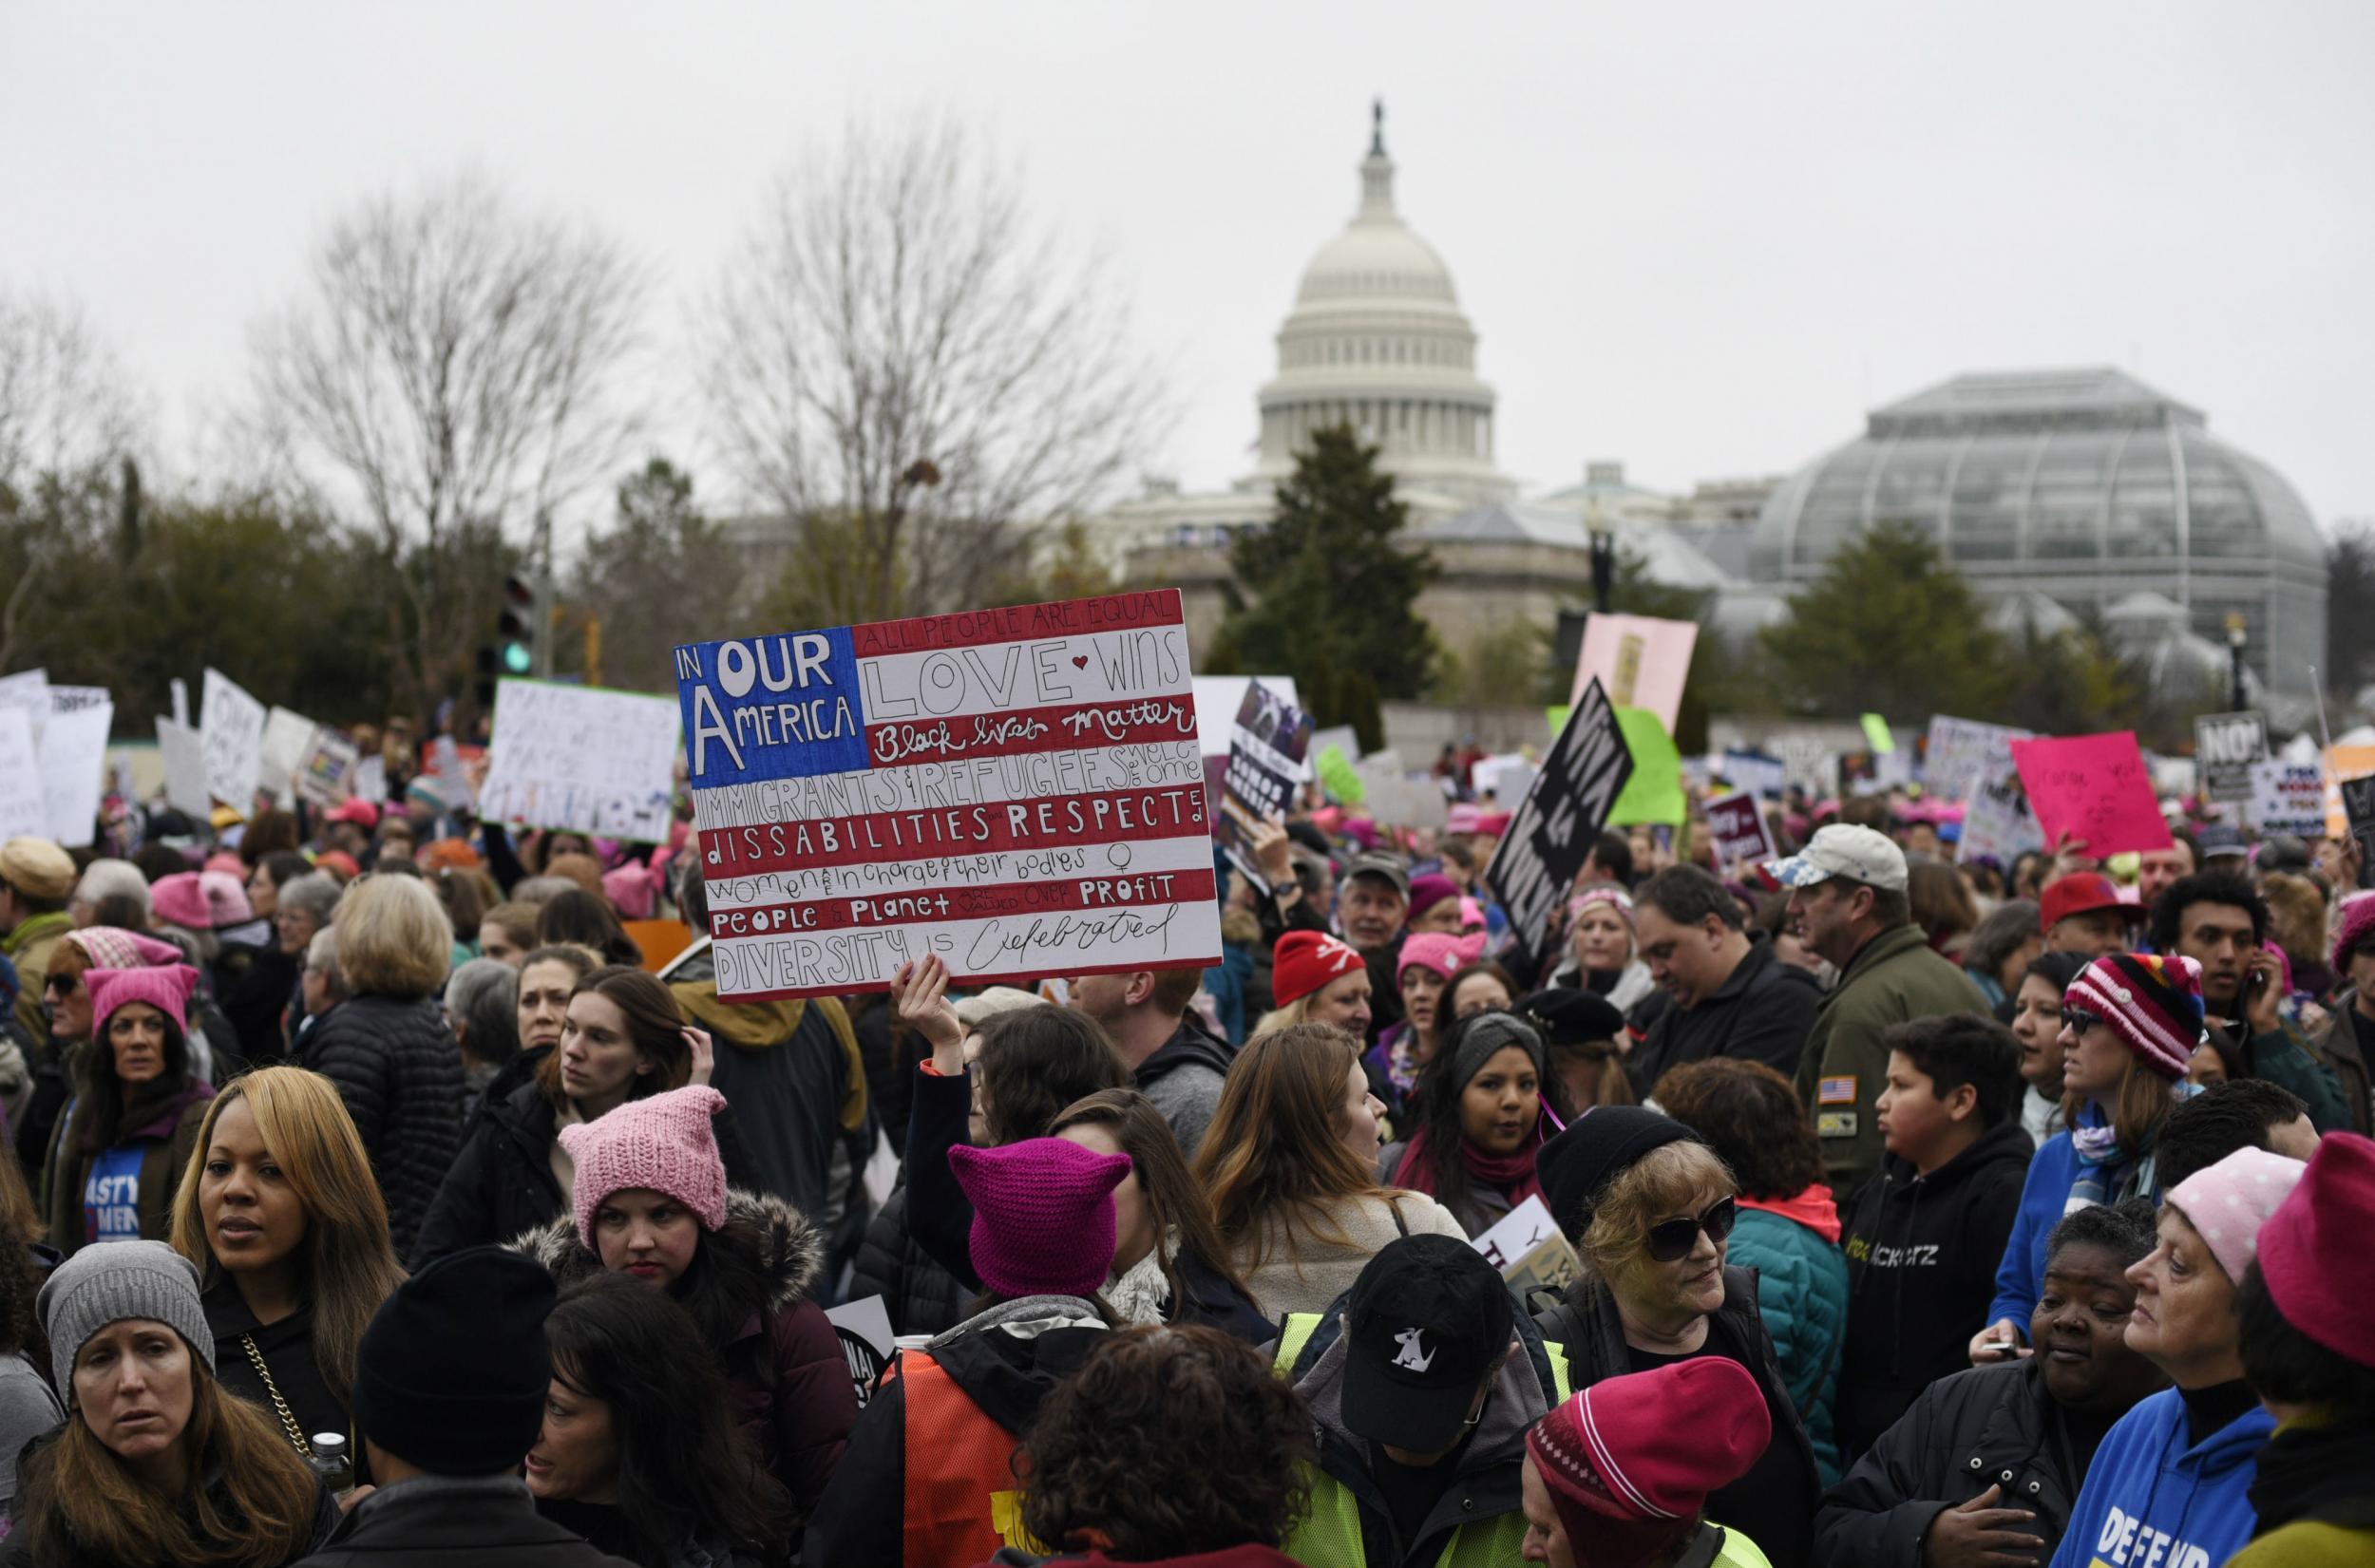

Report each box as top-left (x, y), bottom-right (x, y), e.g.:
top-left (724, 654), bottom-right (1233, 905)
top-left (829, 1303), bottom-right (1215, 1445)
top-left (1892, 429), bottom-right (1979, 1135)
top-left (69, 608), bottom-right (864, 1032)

top-left (559, 1085), bottom-right (730, 1249)
top-left (2164, 1145), bottom-right (2307, 1287)
top-left (85, 965), bottom-right (201, 1037)
top-left (948, 1138), bottom-right (1131, 1299)
top-left (150, 872), bottom-right (212, 932)
top-left (602, 864), bottom-right (656, 921)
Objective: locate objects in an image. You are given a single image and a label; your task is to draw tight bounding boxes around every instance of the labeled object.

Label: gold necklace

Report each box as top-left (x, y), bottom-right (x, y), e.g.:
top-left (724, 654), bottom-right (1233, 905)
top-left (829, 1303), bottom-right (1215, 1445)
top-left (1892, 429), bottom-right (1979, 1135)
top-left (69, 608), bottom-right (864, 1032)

top-left (238, 1333), bottom-right (314, 1460)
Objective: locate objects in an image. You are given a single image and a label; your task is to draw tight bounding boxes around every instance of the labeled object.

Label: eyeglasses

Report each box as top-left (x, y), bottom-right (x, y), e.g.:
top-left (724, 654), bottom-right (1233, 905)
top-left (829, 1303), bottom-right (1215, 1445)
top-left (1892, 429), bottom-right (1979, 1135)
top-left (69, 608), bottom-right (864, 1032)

top-left (2061, 1007), bottom-right (2104, 1034)
top-left (1646, 1197), bottom-right (1738, 1264)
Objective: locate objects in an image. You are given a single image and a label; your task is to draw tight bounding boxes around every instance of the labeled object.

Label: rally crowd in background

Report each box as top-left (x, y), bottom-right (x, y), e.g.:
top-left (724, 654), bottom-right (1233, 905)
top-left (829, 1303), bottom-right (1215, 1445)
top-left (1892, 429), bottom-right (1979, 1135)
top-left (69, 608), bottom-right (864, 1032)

top-left (0, 725), bottom-right (2369, 1568)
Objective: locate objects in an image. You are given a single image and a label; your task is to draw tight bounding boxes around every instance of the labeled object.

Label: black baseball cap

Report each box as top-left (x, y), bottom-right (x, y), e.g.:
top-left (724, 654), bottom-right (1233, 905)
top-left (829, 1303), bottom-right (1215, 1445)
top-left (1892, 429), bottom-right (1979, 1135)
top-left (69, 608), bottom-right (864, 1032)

top-left (1340, 1235), bottom-right (1513, 1452)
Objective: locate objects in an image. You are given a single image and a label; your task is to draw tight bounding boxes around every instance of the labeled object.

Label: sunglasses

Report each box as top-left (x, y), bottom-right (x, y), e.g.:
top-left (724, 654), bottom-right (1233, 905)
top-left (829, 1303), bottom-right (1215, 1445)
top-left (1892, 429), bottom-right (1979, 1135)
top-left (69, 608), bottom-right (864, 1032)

top-left (43, 972), bottom-right (80, 995)
top-left (2061, 1007), bottom-right (2104, 1034)
top-left (1646, 1196), bottom-right (1738, 1264)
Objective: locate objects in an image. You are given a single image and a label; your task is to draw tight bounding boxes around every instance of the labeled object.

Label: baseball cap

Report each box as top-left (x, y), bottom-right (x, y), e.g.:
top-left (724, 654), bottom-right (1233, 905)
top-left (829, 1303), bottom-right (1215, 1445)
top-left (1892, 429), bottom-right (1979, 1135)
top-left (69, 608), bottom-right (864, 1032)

top-left (326, 799), bottom-right (381, 828)
top-left (1340, 1235), bottom-right (1513, 1453)
top-left (2041, 872), bottom-right (2144, 932)
top-left (1342, 851), bottom-right (1411, 897)
top-left (2195, 823), bottom-right (2247, 862)
top-left (1762, 823), bottom-right (1908, 894)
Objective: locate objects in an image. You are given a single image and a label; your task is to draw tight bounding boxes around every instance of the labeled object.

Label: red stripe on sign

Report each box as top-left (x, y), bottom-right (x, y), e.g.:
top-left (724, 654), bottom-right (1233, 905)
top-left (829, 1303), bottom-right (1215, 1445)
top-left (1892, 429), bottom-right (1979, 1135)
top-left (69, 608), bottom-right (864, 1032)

top-left (698, 784), bottom-right (1212, 875)
top-left (720, 958), bottom-right (1155, 1005)
top-left (712, 869), bottom-right (1218, 939)
top-left (866, 696), bottom-right (1196, 765)
top-left (849, 590), bottom-right (1185, 657)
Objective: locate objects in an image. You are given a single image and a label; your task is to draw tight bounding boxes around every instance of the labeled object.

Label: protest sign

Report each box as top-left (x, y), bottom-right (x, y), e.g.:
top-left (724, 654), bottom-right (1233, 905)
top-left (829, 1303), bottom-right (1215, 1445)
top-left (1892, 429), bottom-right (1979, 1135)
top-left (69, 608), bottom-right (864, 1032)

top-left (2248, 760), bottom-right (2326, 839)
top-left (2328, 746), bottom-right (2375, 838)
top-left (1472, 753), bottom-right (1538, 809)
top-left (38, 701), bottom-right (112, 846)
top-left (1485, 678), bottom-right (1636, 947)
top-left (1545, 706), bottom-right (1568, 740)
top-left (1861, 713), bottom-right (1896, 754)
top-left (200, 669), bottom-right (267, 810)
top-left (1571, 613), bottom-right (1696, 733)
top-left (1356, 752), bottom-right (1448, 831)
top-left (1703, 790), bottom-right (1776, 872)
top-left (1307, 726), bottom-right (1360, 765)
top-left (1607, 708), bottom-right (1685, 828)
top-left (155, 717), bottom-right (211, 818)
top-left (1216, 680), bottom-right (1312, 890)
top-left (2009, 731), bottom-right (2173, 856)
top-left (2340, 772), bottom-right (2375, 864)
top-left (1958, 767), bottom-right (2046, 866)
top-left (1471, 1195), bottom-right (1581, 1296)
top-left (2193, 711), bottom-right (2267, 804)
top-left (481, 679), bottom-right (679, 841)
top-left (673, 589), bottom-right (1222, 1001)
top-left (421, 734), bottom-right (477, 815)
top-left (48, 685), bottom-right (108, 714)
top-left (296, 730), bottom-right (359, 806)
top-left (1923, 716), bottom-right (2033, 803)
top-left (1315, 745), bottom-right (1365, 807)
top-left (1720, 748), bottom-right (1787, 801)
top-left (1191, 676), bottom-right (1301, 762)
top-left (0, 709), bottom-right (46, 839)
top-left (259, 708), bottom-right (321, 798)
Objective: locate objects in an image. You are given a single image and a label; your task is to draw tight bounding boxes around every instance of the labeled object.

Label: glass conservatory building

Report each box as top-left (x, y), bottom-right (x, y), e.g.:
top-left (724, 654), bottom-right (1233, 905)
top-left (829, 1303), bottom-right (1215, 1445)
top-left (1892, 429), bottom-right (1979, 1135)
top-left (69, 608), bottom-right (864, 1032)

top-left (1745, 368), bottom-right (2328, 693)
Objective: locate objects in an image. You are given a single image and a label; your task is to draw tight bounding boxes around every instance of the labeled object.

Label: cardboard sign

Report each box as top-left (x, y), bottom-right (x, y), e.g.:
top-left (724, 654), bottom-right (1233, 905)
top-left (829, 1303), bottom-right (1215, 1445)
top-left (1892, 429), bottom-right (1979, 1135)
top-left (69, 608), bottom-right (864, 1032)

top-left (1470, 1194), bottom-right (1581, 1295)
top-left (1216, 680), bottom-right (1313, 891)
top-left (1571, 613), bottom-right (1697, 733)
top-left (481, 679), bottom-right (680, 841)
top-left (259, 708), bottom-right (321, 799)
top-left (2009, 731), bottom-right (2173, 856)
top-left (2249, 760), bottom-right (2327, 839)
top-left (1472, 754), bottom-right (1538, 810)
top-left (155, 717), bottom-right (211, 819)
top-left (1720, 748), bottom-right (1788, 801)
top-left (296, 730), bottom-right (360, 807)
top-left (200, 669), bottom-right (267, 811)
top-left (48, 685), bottom-right (108, 714)
top-left (38, 701), bottom-right (113, 847)
top-left (0, 709), bottom-right (46, 840)
top-left (2328, 746), bottom-right (2375, 838)
top-left (2193, 711), bottom-right (2268, 804)
top-left (1924, 716), bottom-right (2034, 803)
top-left (0, 671), bottom-right (49, 751)
top-left (673, 589), bottom-right (1222, 1001)
top-left (1607, 708), bottom-right (1685, 828)
top-left (1703, 790), bottom-right (1776, 871)
top-left (1958, 766), bottom-right (2046, 867)
top-left (1485, 678), bottom-right (1636, 945)
top-left (1356, 753), bottom-right (1449, 831)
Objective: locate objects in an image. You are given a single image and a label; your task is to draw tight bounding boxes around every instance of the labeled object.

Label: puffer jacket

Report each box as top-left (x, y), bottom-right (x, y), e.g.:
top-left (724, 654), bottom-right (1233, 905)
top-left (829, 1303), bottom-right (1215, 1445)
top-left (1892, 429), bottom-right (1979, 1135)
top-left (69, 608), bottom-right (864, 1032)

top-left (295, 992), bottom-right (462, 1261)
top-left (849, 1183), bottom-right (969, 1340)
top-left (516, 1188), bottom-right (859, 1515)
top-left (1731, 1188), bottom-right (1850, 1486)
top-left (408, 1080), bottom-right (567, 1269)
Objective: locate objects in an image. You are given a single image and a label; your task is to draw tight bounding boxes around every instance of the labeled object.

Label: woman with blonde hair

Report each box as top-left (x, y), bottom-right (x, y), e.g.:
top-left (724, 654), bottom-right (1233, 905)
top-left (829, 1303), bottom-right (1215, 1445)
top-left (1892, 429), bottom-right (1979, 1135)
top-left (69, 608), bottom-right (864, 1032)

top-left (4, 1242), bottom-right (336, 1566)
top-left (1248, 932), bottom-right (1374, 1043)
top-left (170, 1067), bottom-right (405, 1474)
top-left (1189, 1022), bottom-right (1463, 1316)
top-left (292, 875), bottom-right (463, 1262)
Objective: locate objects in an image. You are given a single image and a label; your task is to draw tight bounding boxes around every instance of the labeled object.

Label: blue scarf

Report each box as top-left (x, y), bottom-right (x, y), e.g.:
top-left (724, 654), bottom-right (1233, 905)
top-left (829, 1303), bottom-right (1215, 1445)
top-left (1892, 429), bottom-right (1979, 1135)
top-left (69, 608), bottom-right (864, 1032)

top-left (2063, 1085), bottom-right (2195, 1213)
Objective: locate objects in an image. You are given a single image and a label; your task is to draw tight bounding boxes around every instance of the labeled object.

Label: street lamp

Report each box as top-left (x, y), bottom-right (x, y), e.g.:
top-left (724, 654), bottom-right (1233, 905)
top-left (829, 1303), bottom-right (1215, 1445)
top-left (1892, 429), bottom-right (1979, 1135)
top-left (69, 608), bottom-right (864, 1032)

top-left (2224, 612), bottom-right (2249, 712)
top-left (1586, 497), bottom-right (1615, 614)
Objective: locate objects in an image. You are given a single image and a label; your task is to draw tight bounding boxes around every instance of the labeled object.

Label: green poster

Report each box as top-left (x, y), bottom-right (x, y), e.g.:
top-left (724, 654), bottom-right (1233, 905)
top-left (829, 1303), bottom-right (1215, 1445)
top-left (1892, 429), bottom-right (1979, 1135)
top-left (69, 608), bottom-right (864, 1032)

top-left (1316, 745), bottom-right (1366, 807)
top-left (1608, 708), bottom-right (1685, 827)
top-left (1861, 712), bottom-right (1896, 754)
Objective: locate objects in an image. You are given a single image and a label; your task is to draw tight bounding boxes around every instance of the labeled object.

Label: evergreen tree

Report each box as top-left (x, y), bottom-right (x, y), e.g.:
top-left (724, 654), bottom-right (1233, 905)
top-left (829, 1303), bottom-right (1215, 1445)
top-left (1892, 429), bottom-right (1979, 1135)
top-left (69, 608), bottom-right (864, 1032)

top-left (1759, 520), bottom-right (2005, 723)
top-left (1210, 425), bottom-right (1435, 750)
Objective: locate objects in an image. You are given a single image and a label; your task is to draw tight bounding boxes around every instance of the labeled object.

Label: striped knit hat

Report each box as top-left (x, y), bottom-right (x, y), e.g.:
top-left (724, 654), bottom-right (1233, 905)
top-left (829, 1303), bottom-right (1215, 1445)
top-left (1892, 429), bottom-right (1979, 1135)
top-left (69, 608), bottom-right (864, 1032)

top-left (1527, 1359), bottom-right (1770, 1561)
top-left (2064, 952), bottom-right (2205, 1081)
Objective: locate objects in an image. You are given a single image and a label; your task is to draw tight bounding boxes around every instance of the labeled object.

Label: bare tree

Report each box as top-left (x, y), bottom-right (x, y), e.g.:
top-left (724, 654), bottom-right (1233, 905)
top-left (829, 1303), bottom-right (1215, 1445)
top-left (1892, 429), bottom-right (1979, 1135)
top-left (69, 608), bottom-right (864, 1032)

top-left (0, 292), bottom-right (144, 670)
top-left (251, 173), bottom-right (646, 720)
top-left (699, 114), bottom-right (1168, 626)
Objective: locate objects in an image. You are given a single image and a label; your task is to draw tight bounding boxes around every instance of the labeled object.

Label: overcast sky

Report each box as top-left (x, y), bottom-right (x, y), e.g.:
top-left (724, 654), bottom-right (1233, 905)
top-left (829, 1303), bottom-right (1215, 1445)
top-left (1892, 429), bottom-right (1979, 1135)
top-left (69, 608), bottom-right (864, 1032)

top-left (7, 1), bottom-right (2371, 538)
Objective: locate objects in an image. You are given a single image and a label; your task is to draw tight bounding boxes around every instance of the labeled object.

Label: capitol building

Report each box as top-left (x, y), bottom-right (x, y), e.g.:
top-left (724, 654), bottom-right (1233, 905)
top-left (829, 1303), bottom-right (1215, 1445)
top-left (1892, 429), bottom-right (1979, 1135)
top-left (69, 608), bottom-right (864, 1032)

top-left (1102, 107), bottom-right (2329, 702)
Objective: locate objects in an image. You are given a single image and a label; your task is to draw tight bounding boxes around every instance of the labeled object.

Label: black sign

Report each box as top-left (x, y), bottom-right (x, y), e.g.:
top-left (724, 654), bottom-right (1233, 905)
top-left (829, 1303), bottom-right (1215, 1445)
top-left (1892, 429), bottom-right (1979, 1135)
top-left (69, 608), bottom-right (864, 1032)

top-left (2342, 773), bottom-right (2375, 880)
top-left (2194, 711), bottom-right (2268, 804)
top-left (1484, 677), bottom-right (1636, 945)
top-left (1216, 682), bottom-right (1313, 892)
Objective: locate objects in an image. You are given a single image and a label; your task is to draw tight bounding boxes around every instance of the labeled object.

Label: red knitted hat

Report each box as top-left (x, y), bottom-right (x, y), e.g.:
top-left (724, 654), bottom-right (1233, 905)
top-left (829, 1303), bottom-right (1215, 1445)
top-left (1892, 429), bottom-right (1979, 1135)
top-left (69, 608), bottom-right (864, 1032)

top-left (2063, 952), bottom-right (2204, 1080)
top-left (560, 1085), bottom-right (730, 1248)
top-left (2255, 1131), bottom-right (2375, 1368)
top-left (85, 965), bottom-right (201, 1038)
top-left (1527, 1357), bottom-right (1770, 1555)
top-left (1272, 930), bottom-right (1366, 1008)
top-left (948, 1137), bottom-right (1130, 1299)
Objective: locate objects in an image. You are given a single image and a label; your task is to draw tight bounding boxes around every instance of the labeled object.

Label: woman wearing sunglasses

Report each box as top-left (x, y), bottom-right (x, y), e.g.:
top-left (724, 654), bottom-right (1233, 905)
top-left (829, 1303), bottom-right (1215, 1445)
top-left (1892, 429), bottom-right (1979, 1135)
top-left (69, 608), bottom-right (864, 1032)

top-left (1974, 953), bottom-right (2201, 1368)
top-left (1529, 1107), bottom-right (1822, 1568)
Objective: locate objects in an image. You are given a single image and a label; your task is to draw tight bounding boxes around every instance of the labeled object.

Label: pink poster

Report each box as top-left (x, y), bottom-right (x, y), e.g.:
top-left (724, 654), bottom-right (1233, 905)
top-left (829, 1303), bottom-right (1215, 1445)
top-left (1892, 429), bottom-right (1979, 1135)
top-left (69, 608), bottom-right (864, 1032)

top-left (1570, 614), bottom-right (1698, 733)
top-left (2008, 731), bottom-right (2174, 858)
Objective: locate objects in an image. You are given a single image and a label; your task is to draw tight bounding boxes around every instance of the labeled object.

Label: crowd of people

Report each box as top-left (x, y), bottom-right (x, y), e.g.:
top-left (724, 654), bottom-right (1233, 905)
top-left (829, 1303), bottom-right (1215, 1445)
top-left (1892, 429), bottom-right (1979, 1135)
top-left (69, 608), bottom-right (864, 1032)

top-left (0, 727), bottom-right (2367, 1567)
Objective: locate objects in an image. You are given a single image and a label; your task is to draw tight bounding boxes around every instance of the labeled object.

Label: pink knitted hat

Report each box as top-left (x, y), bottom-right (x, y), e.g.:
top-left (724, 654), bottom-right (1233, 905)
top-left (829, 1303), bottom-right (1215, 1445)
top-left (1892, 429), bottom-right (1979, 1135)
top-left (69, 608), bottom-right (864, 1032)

top-left (150, 872), bottom-right (212, 932)
top-left (63, 927), bottom-right (188, 973)
top-left (2164, 1145), bottom-right (2307, 1287)
top-left (602, 864), bottom-right (656, 921)
top-left (1569, 886), bottom-right (1637, 931)
top-left (85, 965), bottom-right (201, 1037)
top-left (948, 1138), bottom-right (1131, 1299)
top-left (1398, 931), bottom-right (1488, 984)
top-left (559, 1085), bottom-right (730, 1249)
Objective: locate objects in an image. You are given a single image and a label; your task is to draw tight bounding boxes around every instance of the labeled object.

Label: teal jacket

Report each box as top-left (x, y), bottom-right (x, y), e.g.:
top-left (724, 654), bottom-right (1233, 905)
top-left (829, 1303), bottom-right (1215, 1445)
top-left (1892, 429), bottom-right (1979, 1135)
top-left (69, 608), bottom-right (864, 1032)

top-left (1731, 1193), bottom-right (1850, 1486)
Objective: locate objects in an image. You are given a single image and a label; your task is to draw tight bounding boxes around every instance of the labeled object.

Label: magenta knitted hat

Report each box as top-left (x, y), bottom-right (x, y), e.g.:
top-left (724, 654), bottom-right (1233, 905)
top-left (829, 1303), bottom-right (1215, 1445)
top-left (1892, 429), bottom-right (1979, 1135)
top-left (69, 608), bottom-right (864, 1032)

top-left (559, 1086), bottom-right (730, 1249)
top-left (2332, 894), bottom-right (2375, 975)
top-left (948, 1138), bottom-right (1131, 1299)
top-left (2063, 952), bottom-right (2205, 1080)
top-left (150, 872), bottom-right (212, 932)
top-left (85, 965), bottom-right (201, 1038)
top-left (2164, 1145), bottom-right (2307, 1287)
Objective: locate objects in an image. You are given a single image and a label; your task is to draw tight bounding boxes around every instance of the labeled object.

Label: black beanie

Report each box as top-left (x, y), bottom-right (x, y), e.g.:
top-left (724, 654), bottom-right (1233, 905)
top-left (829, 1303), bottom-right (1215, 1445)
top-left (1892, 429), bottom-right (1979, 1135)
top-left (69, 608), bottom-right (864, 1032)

top-left (1536, 1106), bottom-right (1699, 1240)
top-left (352, 1245), bottom-right (559, 1475)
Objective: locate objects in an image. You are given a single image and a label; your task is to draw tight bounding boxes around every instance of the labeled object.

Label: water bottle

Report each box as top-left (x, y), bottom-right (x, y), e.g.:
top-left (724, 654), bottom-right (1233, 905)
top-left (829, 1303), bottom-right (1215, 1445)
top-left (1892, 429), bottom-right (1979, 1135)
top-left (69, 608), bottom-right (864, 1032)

top-left (308, 1432), bottom-right (353, 1495)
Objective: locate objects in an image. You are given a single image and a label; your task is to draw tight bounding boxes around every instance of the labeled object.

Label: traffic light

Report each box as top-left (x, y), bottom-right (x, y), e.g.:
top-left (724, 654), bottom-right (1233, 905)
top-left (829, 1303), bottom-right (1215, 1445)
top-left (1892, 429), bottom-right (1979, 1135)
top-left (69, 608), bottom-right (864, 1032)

top-left (476, 574), bottom-right (538, 708)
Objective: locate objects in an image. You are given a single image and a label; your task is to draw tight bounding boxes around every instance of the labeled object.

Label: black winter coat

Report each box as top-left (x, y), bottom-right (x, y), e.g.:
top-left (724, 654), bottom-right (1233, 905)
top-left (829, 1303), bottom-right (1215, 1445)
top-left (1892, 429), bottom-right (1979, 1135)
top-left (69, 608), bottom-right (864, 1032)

top-left (1814, 1360), bottom-right (2107, 1568)
top-left (849, 1183), bottom-right (969, 1340)
top-left (291, 1473), bottom-right (639, 1568)
top-left (1535, 1266), bottom-right (1822, 1568)
top-left (294, 993), bottom-right (462, 1262)
top-left (409, 1082), bottom-right (566, 1270)
top-left (1624, 935), bottom-right (1823, 1096)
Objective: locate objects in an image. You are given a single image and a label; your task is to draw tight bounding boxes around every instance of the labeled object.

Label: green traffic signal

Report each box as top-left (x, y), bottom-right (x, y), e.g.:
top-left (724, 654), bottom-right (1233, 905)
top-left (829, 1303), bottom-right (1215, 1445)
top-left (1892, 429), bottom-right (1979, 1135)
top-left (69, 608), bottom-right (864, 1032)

top-left (502, 641), bottom-right (534, 675)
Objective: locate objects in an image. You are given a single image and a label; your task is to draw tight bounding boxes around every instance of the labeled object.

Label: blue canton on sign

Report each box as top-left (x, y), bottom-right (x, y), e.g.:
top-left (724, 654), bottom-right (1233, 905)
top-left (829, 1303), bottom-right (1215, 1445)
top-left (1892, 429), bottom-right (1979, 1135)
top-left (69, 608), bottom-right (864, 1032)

top-left (674, 629), bottom-right (868, 785)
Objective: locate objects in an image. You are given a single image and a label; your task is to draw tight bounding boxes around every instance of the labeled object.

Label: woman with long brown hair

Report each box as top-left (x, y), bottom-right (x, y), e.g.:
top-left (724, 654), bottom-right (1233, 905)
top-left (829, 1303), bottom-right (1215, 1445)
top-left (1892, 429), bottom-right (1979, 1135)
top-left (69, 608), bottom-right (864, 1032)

top-left (1048, 1089), bottom-right (1265, 1338)
top-left (170, 1067), bottom-right (405, 1476)
top-left (0, 1156), bottom-right (58, 1528)
top-left (4, 1242), bottom-right (335, 1567)
top-left (1190, 1022), bottom-right (1463, 1317)
top-left (42, 966), bottom-right (215, 1258)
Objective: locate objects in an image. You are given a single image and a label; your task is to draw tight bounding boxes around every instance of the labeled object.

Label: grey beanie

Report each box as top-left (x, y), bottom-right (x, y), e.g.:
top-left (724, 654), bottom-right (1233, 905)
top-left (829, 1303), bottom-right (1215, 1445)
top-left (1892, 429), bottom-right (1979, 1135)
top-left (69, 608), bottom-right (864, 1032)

top-left (36, 1241), bottom-right (214, 1397)
top-left (1445, 1010), bottom-right (1547, 1093)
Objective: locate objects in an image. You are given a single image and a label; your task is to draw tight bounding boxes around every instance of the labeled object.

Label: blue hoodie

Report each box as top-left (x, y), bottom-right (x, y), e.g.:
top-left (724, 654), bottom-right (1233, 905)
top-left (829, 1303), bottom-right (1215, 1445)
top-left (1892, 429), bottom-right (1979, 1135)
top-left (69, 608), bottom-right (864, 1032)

top-left (2045, 1388), bottom-right (2271, 1568)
